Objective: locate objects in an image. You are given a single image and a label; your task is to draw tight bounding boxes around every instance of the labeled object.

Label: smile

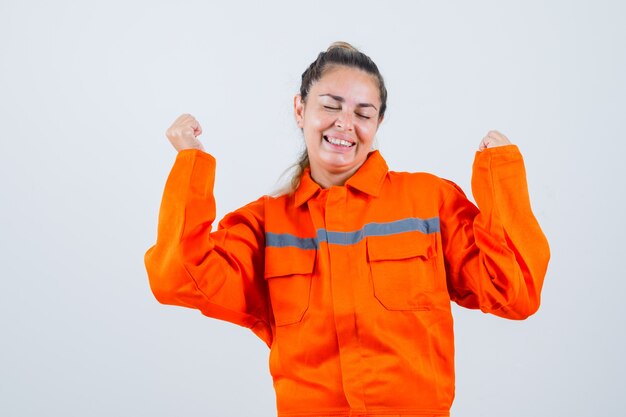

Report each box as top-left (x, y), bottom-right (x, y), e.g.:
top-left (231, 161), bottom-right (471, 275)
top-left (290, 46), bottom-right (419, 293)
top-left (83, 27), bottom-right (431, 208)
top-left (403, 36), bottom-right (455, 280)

top-left (323, 135), bottom-right (355, 148)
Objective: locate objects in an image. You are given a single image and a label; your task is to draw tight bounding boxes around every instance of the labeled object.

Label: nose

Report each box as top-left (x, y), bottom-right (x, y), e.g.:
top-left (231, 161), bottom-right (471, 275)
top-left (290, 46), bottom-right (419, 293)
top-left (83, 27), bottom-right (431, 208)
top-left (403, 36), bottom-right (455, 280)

top-left (335, 109), bottom-right (354, 131)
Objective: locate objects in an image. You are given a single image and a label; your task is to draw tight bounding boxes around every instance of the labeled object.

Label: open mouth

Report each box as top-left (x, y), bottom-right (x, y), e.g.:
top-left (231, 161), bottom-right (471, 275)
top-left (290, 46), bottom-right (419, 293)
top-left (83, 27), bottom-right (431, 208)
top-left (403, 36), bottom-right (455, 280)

top-left (323, 135), bottom-right (355, 148)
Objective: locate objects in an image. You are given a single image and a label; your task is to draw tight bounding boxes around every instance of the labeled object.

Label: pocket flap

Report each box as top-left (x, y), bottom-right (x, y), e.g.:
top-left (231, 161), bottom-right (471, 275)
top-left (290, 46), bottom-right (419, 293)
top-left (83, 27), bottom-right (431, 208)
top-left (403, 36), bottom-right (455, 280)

top-left (367, 231), bottom-right (436, 261)
top-left (264, 246), bottom-right (317, 278)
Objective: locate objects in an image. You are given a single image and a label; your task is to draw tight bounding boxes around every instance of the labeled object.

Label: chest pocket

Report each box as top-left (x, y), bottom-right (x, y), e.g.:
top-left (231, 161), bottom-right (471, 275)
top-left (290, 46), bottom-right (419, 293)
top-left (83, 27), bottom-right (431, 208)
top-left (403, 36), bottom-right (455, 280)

top-left (264, 248), bottom-right (316, 326)
top-left (367, 232), bottom-right (439, 311)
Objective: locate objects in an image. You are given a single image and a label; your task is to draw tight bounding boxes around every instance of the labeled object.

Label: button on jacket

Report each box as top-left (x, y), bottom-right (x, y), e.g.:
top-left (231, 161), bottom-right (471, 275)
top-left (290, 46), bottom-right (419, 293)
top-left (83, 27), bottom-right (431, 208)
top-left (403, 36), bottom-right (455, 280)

top-left (145, 145), bottom-right (550, 417)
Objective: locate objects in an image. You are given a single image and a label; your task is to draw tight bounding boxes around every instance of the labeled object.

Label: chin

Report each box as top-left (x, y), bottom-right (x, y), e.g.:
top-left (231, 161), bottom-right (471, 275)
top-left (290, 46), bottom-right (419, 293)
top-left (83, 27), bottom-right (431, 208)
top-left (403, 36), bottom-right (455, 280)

top-left (322, 155), bottom-right (365, 174)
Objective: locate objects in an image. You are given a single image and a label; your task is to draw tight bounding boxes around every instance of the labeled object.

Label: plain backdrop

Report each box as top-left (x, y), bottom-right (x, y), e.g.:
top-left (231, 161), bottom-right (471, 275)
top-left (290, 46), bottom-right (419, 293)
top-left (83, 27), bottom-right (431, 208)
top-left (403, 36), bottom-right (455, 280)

top-left (1, 0), bottom-right (624, 416)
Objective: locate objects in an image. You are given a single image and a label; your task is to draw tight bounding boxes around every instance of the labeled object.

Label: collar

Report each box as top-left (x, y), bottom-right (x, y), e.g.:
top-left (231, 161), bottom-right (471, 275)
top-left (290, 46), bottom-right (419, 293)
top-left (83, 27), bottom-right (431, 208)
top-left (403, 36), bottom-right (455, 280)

top-left (294, 150), bottom-right (389, 207)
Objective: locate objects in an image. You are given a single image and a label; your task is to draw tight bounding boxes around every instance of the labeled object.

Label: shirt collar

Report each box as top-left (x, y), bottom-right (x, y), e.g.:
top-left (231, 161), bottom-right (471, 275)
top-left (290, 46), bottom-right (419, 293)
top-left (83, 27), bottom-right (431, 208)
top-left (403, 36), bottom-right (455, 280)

top-left (294, 150), bottom-right (389, 207)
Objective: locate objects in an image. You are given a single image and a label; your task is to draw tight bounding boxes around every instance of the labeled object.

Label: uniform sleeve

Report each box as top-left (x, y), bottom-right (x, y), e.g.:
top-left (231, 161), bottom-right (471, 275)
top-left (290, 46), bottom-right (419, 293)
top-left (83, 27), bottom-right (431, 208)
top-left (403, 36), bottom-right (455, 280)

top-left (440, 145), bottom-right (550, 319)
top-left (144, 149), bottom-right (272, 346)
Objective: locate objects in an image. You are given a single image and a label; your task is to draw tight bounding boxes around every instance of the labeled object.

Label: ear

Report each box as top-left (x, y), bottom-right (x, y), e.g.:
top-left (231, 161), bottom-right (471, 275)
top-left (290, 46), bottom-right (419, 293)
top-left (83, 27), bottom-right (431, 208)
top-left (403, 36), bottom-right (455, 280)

top-left (377, 114), bottom-right (385, 128)
top-left (294, 94), bottom-right (305, 128)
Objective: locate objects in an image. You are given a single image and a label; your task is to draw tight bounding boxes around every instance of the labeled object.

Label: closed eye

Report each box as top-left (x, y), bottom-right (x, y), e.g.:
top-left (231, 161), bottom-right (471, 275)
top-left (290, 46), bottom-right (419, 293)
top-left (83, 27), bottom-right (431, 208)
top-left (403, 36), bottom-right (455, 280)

top-left (324, 106), bottom-right (340, 111)
top-left (356, 113), bottom-right (371, 119)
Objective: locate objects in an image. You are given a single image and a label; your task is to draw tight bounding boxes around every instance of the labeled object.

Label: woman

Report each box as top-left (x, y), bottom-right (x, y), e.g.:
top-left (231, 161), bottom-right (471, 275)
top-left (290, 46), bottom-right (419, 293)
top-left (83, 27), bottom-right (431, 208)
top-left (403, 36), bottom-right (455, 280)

top-left (145, 42), bottom-right (550, 417)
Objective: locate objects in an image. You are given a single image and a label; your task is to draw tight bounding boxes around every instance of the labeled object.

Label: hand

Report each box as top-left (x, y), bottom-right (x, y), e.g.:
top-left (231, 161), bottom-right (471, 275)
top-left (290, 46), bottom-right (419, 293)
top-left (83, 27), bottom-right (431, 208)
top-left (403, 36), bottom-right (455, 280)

top-left (166, 114), bottom-right (205, 152)
top-left (478, 130), bottom-right (511, 151)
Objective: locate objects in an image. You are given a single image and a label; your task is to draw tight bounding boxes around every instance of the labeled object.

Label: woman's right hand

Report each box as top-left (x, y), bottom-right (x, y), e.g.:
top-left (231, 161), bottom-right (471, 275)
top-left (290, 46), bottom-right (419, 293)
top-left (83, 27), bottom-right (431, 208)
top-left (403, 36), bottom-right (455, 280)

top-left (166, 113), bottom-right (205, 152)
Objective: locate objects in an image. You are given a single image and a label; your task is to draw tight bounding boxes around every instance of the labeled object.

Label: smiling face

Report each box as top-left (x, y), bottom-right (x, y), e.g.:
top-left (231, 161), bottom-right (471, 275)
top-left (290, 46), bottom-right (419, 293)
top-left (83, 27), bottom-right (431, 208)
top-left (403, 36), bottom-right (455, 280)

top-left (294, 65), bottom-right (383, 188)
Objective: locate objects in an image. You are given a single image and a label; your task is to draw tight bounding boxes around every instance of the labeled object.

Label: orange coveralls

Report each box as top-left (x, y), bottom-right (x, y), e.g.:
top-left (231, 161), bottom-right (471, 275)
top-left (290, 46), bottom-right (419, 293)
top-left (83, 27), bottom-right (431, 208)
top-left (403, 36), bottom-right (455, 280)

top-left (145, 145), bottom-right (550, 417)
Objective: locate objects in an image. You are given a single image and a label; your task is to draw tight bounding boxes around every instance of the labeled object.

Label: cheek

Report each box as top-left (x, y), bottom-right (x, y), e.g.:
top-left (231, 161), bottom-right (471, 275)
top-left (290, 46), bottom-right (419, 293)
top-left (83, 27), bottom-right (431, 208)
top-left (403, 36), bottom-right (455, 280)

top-left (356, 123), bottom-right (376, 142)
top-left (308, 112), bottom-right (336, 131)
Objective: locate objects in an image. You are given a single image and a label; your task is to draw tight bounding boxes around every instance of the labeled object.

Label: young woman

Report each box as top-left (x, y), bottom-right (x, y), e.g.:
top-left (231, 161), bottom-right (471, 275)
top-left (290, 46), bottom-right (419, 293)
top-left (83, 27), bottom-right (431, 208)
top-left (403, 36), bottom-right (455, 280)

top-left (145, 42), bottom-right (550, 417)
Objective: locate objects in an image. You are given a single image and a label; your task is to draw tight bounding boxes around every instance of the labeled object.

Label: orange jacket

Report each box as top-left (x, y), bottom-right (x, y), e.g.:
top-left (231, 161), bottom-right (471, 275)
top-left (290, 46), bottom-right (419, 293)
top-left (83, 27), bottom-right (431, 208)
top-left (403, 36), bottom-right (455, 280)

top-left (145, 145), bottom-right (549, 417)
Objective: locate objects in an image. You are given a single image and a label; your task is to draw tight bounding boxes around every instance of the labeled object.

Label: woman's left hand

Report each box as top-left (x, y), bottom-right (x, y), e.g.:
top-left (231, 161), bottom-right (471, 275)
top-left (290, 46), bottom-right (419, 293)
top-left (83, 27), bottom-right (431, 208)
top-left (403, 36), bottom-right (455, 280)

top-left (478, 130), bottom-right (512, 151)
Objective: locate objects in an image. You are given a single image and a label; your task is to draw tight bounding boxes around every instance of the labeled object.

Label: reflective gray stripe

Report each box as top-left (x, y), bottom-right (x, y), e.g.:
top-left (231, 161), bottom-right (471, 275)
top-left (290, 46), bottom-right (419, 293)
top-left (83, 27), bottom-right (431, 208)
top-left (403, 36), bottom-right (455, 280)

top-left (266, 217), bottom-right (439, 249)
top-left (265, 233), bottom-right (317, 250)
top-left (364, 217), bottom-right (440, 237)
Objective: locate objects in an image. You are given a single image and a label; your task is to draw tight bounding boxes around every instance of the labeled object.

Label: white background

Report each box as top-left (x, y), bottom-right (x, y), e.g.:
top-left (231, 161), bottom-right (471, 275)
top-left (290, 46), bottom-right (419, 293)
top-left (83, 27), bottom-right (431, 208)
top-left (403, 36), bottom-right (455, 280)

top-left (1, 1), bottom-right (624, 416)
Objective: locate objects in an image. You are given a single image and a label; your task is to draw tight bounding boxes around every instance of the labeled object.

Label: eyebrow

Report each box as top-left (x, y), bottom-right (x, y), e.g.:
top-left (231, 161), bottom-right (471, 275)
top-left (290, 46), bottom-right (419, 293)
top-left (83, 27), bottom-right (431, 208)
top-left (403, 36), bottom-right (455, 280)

top-left (319, 94), bottom-right (378, 111)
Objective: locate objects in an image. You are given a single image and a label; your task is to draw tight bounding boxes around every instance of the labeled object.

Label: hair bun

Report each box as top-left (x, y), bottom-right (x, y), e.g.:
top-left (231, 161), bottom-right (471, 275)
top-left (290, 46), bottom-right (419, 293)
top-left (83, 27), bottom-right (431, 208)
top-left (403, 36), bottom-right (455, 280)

top-left (326, 41), bottom-right (358, 52)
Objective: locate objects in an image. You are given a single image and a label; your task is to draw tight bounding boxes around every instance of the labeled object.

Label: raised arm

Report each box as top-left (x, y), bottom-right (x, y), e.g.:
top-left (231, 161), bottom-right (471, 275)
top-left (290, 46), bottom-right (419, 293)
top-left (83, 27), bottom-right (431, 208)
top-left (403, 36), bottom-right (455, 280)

top-left (442, 132), bottom-right (550, 319)
top-left (144, 115), bottom-right (272, 346)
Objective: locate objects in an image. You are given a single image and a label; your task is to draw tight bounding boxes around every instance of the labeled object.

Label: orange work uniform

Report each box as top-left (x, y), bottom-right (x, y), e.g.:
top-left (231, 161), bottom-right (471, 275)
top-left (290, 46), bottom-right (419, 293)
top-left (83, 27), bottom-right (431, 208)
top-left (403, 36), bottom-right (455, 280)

top-left (145, 145), bottom-right (549, 417)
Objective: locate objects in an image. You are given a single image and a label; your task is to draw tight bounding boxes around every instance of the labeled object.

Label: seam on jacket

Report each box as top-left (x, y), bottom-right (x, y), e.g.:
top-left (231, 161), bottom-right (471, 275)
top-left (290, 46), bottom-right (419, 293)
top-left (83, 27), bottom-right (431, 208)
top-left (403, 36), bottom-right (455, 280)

top-left (477, 150), bottom-right (520, 314)
top-left (177, 152), bottom-right (215, 303)
top-left (176, 152), bottom-right (260, 326)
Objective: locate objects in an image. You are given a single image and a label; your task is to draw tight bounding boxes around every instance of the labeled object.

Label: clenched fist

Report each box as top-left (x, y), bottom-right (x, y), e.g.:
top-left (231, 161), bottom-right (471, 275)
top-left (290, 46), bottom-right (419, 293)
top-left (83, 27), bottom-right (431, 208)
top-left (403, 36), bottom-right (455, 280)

top-left (478, 130), bottom-right (511, 151)
top-left (166, 114), bottom-right (205, 152)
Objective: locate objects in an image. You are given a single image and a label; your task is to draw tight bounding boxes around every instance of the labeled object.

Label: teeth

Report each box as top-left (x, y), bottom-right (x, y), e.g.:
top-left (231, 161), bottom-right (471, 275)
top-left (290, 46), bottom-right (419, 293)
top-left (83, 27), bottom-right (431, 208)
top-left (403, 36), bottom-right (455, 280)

top-left (326, 136), bottom-right (353, 147)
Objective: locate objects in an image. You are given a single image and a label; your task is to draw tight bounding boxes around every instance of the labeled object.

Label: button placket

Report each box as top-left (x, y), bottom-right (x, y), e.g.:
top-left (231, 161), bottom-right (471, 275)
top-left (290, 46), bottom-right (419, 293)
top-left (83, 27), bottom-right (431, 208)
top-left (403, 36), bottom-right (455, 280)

top-left (325, 187), bottom-right (367, 411)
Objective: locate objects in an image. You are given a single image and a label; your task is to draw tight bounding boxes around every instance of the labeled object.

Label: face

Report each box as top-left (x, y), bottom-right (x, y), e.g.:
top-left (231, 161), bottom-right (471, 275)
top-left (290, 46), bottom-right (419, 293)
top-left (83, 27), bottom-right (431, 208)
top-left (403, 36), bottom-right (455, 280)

top-left (294, 65), bottom-right (383, 187)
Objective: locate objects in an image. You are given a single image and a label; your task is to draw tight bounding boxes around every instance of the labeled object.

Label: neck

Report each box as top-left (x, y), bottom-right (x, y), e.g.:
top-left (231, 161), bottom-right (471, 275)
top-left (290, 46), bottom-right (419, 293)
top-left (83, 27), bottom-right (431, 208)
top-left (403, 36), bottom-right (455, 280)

top-left (310, 165), bottom-right (360, 189)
